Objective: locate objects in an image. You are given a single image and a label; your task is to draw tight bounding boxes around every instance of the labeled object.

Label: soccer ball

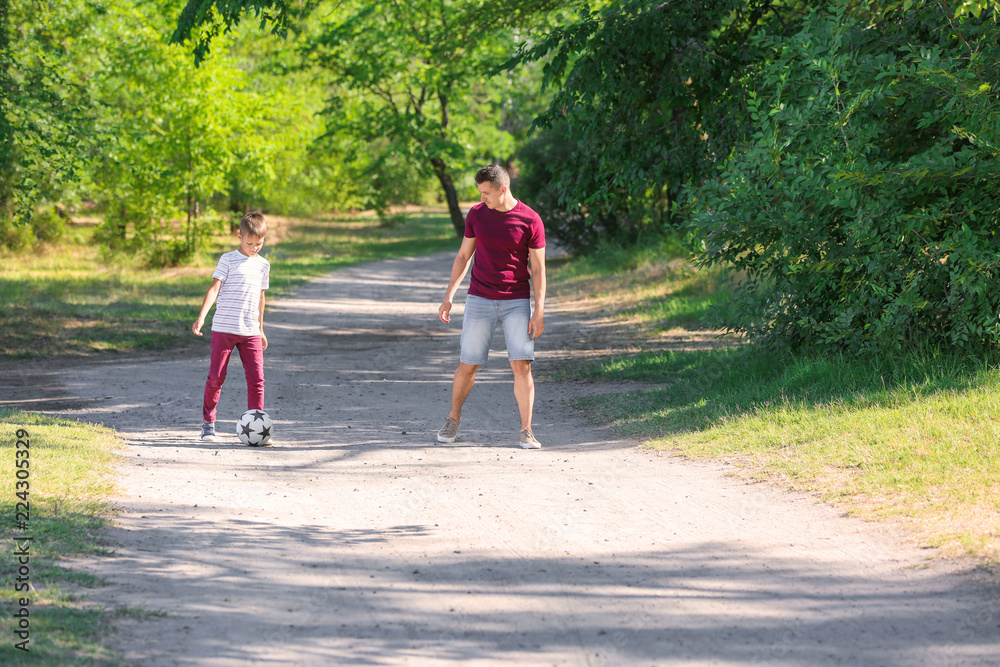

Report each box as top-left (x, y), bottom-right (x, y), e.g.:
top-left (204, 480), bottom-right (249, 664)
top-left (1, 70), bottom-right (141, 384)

top-left (236, 409), bottom-right (273, 446)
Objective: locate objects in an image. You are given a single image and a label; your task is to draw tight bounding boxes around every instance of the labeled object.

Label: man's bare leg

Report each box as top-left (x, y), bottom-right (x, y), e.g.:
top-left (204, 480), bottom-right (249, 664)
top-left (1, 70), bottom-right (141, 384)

top-left (510, 359), bottom-right (534, 431)
top-left (448, 362), bottom-right (479, 421)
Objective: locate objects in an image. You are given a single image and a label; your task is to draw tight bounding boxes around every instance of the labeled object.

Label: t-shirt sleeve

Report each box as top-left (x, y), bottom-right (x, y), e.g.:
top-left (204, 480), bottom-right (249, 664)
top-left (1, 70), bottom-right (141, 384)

top-left (464, 208), bottom-right (476, 239)
top-left (261, 260), bottom-right (270, 291)
top-left (527, 211), bottom-right (546, 249)
top-left (211, 254), bottom-right (229, 282)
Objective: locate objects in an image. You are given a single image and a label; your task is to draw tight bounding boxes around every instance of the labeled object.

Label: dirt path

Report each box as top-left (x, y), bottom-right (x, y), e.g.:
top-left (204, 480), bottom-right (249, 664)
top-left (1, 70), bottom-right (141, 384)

top-left (11, 252), bottom-right (1000, 665)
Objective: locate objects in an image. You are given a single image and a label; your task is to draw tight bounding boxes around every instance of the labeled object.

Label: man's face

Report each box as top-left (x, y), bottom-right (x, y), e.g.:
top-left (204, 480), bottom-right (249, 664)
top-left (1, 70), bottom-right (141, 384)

top-left (477, 181), bottom-right (504, 209)
top-left (238, 231), bottom-right (265, 257)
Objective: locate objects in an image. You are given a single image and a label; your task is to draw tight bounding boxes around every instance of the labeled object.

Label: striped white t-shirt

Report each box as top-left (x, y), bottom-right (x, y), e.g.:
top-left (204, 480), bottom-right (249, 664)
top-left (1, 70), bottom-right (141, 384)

top-left (210, 250), bottom-right (270, 335)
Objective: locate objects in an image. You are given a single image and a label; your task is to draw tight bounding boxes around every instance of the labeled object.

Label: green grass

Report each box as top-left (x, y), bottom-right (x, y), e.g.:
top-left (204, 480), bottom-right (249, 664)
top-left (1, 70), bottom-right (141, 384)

top-left (0, 210), bottom-right (459, 358)
top-left (0, 410), bottom-right (128, 665)
top-left (548, 235), bottom-right (729, 333)
top-left (551, 242), bottom-right (1000, 563)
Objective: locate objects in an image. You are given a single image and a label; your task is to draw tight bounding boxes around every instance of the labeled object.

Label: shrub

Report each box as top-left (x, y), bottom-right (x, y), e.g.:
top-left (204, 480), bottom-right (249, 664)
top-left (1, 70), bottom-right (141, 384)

top-left (687, 4), bottom-right (1000, 353)
top-left (30, 208), bottom-right (65, 244)
top-left (0, 217), bottom-right (34, 250)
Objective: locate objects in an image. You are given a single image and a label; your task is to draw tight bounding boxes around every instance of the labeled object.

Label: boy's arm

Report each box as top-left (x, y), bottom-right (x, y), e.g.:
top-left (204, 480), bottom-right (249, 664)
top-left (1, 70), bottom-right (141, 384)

top-left (193, 279), bottom-right (223, 336)
top-left (527, 246), bottom-right (546, 339)
top-left (258, 290), bottom-right (268, 351)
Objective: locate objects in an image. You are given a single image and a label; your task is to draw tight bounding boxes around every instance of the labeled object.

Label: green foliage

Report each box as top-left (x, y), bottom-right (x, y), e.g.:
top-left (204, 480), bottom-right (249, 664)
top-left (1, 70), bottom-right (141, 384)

top-left (687, 2), bottom-right (1000, 353)
top-left (953, 0), bottom-right (1000, 18)
top-left (3, 0), bottom-right (573, 253)
top-left (0, 209), bottom-right (66, 250)
top-left (170, 0), bottom-right (572, 235)
top-left (508, 0), bottom-right (784, 250)
top-left (79, 3), bottom-right (335, 266)
top-left (517, 121), bottom-right (664, 252)
top-left (89, 8), bottom-right (273, 263)
top-left (1, 1), bottom-right (354, 264)
top-left (0, 215), bottom-right (31, 249)
top-left (172, 0), bottom-right (298, 63)
top-left (1, 0), bottom-right (97, 226)
top-left (305, 0), bottom-right (564, 235)
top-left (259, 140), bottom-right (365, 217)
top-left (0, 0), bottom-right (12, 219)
top-left (29, 208), bottom-right (65, 245)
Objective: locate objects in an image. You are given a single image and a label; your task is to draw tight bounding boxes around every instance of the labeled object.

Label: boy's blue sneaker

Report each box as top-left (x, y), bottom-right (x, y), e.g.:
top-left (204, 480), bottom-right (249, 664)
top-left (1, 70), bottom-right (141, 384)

top-left (200, 422), bottom-right (217, 442)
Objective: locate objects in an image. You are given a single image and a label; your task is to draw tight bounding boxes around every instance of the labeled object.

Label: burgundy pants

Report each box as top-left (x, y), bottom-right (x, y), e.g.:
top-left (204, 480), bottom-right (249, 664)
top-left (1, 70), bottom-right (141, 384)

top-left (203, 332), bottom-right (264, 423)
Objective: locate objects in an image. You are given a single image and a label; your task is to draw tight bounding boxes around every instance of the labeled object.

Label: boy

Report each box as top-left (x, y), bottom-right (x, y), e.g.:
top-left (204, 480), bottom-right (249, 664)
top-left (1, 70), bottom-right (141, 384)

top-left (192, 210), bottom-right (271, 442)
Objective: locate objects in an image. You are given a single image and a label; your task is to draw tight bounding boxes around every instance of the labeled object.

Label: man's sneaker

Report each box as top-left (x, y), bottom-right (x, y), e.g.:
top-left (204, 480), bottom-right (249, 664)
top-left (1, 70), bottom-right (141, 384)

top-left (519, 429), bottom-right (541, 449)
top-left (200, 422), bottom-right (217, 442)
top-left (437, 417), bottom-right (460, 443)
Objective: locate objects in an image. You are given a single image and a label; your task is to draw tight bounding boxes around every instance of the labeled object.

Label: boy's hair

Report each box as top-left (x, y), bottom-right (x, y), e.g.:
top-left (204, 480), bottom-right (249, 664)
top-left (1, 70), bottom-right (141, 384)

top-left (240, 210), bottom-right (267, 238)
top-left (475, 164), bottom-right (510, 191)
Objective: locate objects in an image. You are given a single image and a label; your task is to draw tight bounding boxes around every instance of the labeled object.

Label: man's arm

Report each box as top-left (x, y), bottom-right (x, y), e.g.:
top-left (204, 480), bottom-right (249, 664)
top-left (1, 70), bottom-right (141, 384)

top-left (192, 279), bottom-right (223, 336)
top-left (439, 236), bottom-right (477, 324)
top-left (258, 290), bottom-right (268, 351)
top-left (527, 246), bottom-right (546, 339)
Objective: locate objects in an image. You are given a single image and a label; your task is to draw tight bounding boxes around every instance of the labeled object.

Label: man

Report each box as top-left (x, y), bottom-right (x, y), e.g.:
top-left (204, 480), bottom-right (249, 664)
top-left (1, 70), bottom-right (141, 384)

top-left (437, 164), bottom-right (546, 449)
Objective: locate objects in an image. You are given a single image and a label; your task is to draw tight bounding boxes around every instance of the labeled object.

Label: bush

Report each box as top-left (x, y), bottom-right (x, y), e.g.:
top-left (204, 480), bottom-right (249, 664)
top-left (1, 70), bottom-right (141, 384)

top-left (30, 208), bottom-right (65, 244)
top-left (145, 239), bottom-right (196, 268)
top-left (686, 4), bottom-right (1000, 354)
top-left (0, 217), bottom-right (34, 250)
top-left (378, 212), bottom-right (407, 228)
top-left (518, 122), bottom-right (668, 253)
top-left (510, 0), bottom-right (763, 253)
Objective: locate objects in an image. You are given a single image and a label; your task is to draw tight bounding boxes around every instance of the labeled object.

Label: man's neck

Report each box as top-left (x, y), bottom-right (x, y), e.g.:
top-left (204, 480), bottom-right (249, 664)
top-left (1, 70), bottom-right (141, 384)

top-left (495, 194), bottom-right (518, 212)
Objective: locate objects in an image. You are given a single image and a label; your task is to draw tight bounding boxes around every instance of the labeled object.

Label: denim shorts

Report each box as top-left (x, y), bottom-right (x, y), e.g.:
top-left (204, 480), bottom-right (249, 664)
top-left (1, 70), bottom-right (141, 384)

top-left (460, 295), bottom-right (534, 366)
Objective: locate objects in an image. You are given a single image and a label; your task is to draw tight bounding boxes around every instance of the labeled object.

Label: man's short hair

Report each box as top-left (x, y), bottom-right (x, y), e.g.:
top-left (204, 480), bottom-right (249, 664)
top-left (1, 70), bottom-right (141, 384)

top-left (240, 210), bottom-right (267, 238)
top-left (475, 164), bottom-right (510, 190)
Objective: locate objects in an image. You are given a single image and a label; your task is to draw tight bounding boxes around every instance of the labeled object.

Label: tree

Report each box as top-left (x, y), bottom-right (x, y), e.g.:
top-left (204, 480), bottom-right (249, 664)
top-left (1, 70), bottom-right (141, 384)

top-left (1, 0), bottom-right (96, 231)
top-left (92, 5), bottom-right (318, 263)
top-left (172, 0), bottom-right (298, 64)
top-left (174, 0), bottom-right (569, 236)
top-left (505, 0), bottom-right (796, 249)
top-left (0, 0), bottom-right (12, 217)
top-left (687, 1), bottom-right (1000, 352)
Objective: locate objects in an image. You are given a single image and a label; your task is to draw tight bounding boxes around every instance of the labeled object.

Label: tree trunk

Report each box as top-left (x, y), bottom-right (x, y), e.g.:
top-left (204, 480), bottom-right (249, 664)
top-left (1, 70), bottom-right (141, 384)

top-left (431, 90), bottom-right (464, 236)
top-left (431, 156), bottom-right (464, 237)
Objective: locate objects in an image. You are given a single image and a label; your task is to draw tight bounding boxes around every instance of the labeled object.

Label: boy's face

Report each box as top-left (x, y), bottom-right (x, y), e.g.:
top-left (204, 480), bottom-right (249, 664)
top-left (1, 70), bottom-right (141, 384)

top-left (237, 231), bottom-right (265, 257)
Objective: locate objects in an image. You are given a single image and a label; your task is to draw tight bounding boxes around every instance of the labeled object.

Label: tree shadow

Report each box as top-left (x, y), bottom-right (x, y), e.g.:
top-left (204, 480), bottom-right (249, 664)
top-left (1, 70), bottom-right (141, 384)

top-left (89, 516), bottom-right (1000, 665)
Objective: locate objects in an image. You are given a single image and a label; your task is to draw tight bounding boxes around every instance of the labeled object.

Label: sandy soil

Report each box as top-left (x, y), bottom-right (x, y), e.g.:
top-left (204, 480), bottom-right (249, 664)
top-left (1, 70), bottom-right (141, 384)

top-left (5, 252), bottom-right (1000, 666)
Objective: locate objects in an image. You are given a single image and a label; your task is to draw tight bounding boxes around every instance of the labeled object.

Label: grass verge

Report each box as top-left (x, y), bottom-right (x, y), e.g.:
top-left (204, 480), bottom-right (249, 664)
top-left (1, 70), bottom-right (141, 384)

top-left (0, 410), bottom-right (126, 665)
top-left (550, 238), bottom-right (1000, 564)
top-left (548, 235), bottom-right (728, 333)
top-left (0, 210), bottom-right (459, 358)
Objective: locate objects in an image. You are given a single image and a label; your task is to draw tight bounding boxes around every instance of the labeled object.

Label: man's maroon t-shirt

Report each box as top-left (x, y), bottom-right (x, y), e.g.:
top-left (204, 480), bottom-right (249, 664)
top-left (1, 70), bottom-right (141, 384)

top-left (465, 201), bottom-right (546, 300)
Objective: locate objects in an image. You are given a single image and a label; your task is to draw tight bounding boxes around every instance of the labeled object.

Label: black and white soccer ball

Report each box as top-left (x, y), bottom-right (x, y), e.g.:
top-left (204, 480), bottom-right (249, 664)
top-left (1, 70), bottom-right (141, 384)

top-left (236, 409), bottom-right (273, 446)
